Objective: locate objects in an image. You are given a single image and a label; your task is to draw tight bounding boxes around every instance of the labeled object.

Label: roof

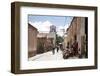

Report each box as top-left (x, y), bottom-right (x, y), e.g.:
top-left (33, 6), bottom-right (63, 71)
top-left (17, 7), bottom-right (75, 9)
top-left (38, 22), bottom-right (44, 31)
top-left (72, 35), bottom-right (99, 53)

top-left (37, 33), bottom-right (55, 38)
top-left (28, 23), bottom-right (38, 31)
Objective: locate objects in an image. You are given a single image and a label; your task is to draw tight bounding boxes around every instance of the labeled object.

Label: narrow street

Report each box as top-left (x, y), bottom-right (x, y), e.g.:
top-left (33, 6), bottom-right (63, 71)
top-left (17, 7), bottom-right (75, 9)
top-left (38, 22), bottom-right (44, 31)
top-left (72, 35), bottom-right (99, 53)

top-left (29, 49), bottom-right (79, 61)
top-left (29, 49), bottom-right (64, 61)
top-left (28, 16), bottom-right (87, 61)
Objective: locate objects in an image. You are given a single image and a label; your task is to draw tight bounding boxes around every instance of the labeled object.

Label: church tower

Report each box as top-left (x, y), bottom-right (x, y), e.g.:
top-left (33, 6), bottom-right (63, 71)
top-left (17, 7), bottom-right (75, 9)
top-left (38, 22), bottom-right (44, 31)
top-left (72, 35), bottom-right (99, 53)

top-left (49, 25), bottom-right (56, 47)
top-left (50, 25), bottom-right (56, 33)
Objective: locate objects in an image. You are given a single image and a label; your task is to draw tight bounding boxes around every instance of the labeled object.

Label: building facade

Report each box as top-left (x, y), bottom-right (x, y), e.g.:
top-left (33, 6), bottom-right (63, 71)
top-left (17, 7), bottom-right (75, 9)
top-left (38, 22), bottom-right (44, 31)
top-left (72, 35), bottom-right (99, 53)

top-left (37, 33), bottom-right (55, 54)
top-left (28, 24), bottom-right (57, 56)
top-left (64, 17), bottom-right (88, 57)
top-left (28, 23), bottom-right (38, 58)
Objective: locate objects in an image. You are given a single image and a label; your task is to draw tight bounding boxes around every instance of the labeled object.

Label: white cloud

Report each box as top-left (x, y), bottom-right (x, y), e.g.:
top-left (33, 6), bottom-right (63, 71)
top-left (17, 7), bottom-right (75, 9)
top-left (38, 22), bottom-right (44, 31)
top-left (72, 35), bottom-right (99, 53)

top-left (29, 21), bottom-right (52, 33)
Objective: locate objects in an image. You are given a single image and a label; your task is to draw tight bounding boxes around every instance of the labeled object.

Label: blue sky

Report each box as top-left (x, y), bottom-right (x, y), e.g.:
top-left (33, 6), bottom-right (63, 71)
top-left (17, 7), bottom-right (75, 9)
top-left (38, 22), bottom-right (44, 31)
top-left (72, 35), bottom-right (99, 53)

top-left (28, 15), bottom-right (73, 36)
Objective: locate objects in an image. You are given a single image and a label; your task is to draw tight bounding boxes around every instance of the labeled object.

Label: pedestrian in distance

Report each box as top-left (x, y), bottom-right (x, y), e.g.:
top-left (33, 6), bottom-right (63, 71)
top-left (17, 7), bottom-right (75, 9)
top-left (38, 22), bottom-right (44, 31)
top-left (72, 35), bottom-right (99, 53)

top-left (52, 46), bottom-right (55, 55)
top-left (56, 45), bottom-right (59, 53)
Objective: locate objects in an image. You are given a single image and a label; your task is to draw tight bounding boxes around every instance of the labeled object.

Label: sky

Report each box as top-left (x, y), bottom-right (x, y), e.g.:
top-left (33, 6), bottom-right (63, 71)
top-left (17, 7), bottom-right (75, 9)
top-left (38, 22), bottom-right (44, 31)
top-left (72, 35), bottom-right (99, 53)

top-left (28, 15), bottom-right (73, 36)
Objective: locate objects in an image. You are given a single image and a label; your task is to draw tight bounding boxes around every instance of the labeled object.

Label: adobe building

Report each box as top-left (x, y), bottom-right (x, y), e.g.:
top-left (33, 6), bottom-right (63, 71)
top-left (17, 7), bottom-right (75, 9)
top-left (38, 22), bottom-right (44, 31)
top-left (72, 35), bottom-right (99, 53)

top-left (37, 33), bottom-right (54, 54)
top-left (65, 17), bottom-right (88, 57)
top-left (36, 25), bottom-right (56, 54)
top-left (28, 23), bottom-right (38, 58)
top-left (63, 34), bottom-right (68, 49)
top-left (37, 33), bottom-right (47, 54)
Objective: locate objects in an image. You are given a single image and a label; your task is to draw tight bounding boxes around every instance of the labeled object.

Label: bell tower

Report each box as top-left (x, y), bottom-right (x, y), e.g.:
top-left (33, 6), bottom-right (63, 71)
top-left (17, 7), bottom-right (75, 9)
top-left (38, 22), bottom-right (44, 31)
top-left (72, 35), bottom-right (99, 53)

top-left (49, 25), bottom-right (56, 47)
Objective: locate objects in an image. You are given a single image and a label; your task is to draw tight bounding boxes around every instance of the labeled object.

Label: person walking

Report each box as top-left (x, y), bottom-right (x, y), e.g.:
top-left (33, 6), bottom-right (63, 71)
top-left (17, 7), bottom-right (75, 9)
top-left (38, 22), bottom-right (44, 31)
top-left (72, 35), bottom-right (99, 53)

top-left (56, 45), bottom-right (59, 52)
top-left (52, 46), bottom-right (55, 55)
